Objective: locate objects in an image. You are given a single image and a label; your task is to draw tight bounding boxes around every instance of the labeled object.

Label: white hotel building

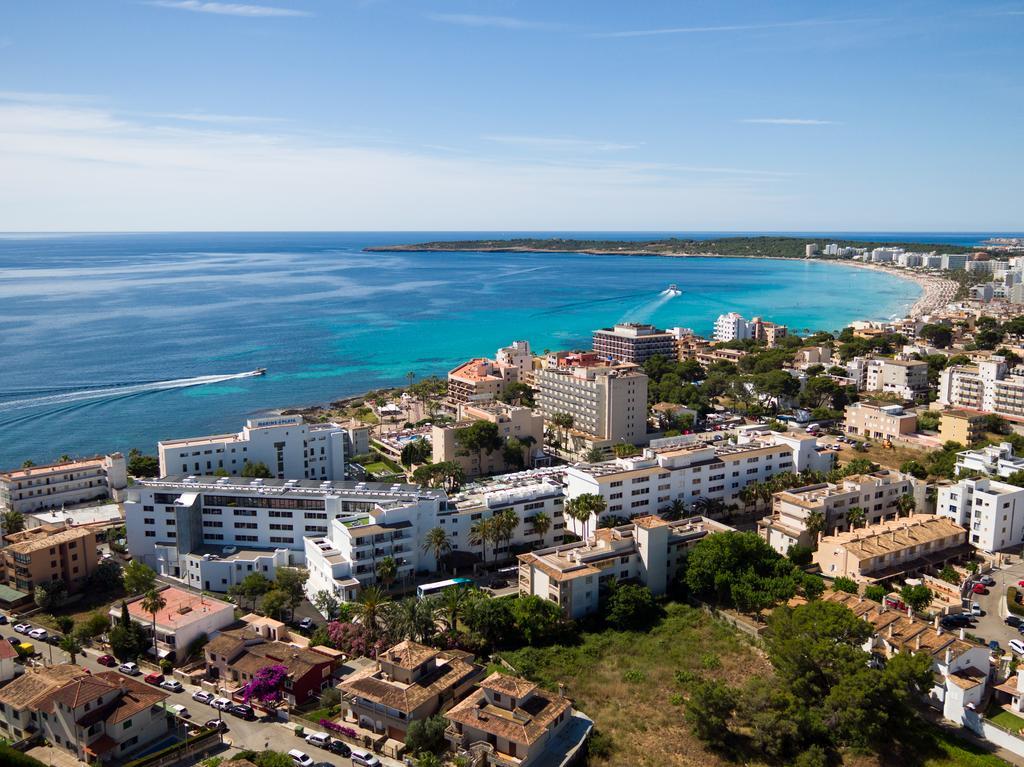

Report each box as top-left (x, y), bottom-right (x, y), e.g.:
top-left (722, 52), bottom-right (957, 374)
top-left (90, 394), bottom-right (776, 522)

top-left (0, 454), bottom-right (127, 514)
top-left (563, 430), bottom-right (835, 534)
top-left (938, 357), bottom-right (1024, 422)
top-left (125, 475), bottom-right (444, 595)
top-left (937, 477), bottom-right (1024, 554)
top-left (158, 415), bottom-right (346, 481)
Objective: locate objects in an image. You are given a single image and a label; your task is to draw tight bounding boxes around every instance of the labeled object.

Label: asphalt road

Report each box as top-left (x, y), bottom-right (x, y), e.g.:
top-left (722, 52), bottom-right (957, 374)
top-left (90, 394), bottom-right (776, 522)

top-left (0, 616), bottom-right (366, 767)
top-left (972, 560), bottom-right (1024, 653)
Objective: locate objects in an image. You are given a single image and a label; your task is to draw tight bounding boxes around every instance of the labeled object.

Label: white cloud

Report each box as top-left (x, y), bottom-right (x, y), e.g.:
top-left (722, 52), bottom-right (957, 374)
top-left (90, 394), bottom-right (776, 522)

top-left (0, 96), bottom-right (800, 231)
top-left (426, 13), bottom-right (553, 30)
top-left (591, 17), bottom-right (872, 38)
top-left (147, 1), bottom-right (311, 18)
top-left (482, 135), bottom-right (638, 152)
top-left (151, 112), bottom-right (288, 124)
top-left (740, 118), bottom-right (839, 125)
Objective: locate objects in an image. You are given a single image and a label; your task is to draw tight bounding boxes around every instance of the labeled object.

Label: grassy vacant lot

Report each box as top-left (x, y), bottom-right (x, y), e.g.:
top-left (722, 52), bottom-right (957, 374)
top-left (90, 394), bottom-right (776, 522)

top-left (986, 704), bottom-right (1024, 733)
top-left (496, 602), bottom-right (1009, 767)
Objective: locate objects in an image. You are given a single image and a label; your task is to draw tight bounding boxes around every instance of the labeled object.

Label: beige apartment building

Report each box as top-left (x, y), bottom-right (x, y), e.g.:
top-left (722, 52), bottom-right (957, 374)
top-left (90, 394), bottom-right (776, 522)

top-left (431, 402), bottom-right (545, 478)
top-left (758, 470), bottom-right (925, 555)
top-left (813, 514), bottom-right (969, 583)
top-left (844, 402), bottom-right (918, 441)
top-left (535, 363), bottom-right (648, 457)
top-left (591, 323), bottom-right (677, 364)
top-left (447, 341), bottom-right (532, 404)
top-left (2, 523), bottom-right (99, 596)
top-left (865, 358), bottom-right (930, 400)
top-left (938, 357), bottom-right (1024, 422)
top-left (939, 409), bottom-right (988, 445)
top-left (0, 454), bottom-right (127, 514)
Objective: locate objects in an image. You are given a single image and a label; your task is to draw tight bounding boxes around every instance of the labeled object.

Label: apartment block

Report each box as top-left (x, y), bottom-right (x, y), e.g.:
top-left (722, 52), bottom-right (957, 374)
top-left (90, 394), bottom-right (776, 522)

top-left (431, 402), bottom-right (544, 478)
top-left (955, 442), bottom-right (1024, 478)
top-left (340, 640), bottom-right (483, 741)
top-left (864, 358), bottom-right (930, 400)
top-left (591, 323), bottom-right (677, 364)
top-left (125, 476), bottom-right (444, 595)
top-left (939, 409), bottom-right (988, 445)
top-left (158, 415), bottom-right (345, 481)
top-left (0, 665), bottom-right (170, 763)
top-left (109, 586), bottom-right (235, 661)
top-left (2, 523), bottom-right (99, 596)
top-left (937, 477), bottom-right (1024, 553)
top-left (844, 402), bottom-right (918, 441)
top-left (441, 470), bottom-right (567, 562)
top-left (711, 313), bottom-right (787, 347)
top-left (758, 470), bottom-right (925, 555)
top-left (447, 341), bottom-right (532, 404)
top-left (0, 454), bottom-right (127, 514)
top-left (941, 253), bottom-right (968, 270)
top-left (535, 363), bottom-right (648, 454)
top-left (813, 514), bottom-right (969, 582)
top-left (517, 515), bottom-right (732, 618)
top-left (563, 431), bottom-right (834, 533)
top-left (939, 357), bottom-right (1024, 421)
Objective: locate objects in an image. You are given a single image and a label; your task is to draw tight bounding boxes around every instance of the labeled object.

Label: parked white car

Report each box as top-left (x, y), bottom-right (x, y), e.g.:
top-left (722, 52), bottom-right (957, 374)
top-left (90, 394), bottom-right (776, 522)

top-left (288, 750), bottom-right (314, 767)
top-left (971, 601), bottom-right (983, 616)
top-left (119, 662), bottom-right (141, 675)
top-left (13, 623), bottom-right (31, 634)
top-left (27, 628), bottom-right (47, 640)
top-left (160, 679), bottom-right (184, 693)
top-left (169, 704), bottom-right (191, 719)
top-left (211, 697), bottom-right (232, 711)
top-left (1010, 639), bottom-right (1024, 656)
top-left (192, 690), bottom-right (215, 704)
top-left (305, 732), bottom-right (331, 748)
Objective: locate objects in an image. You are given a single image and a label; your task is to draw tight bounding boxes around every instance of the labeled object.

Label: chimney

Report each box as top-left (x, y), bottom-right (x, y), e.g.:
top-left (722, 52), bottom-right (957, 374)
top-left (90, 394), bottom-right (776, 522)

top-left (887, 624), bottom-right (893, 638)
top-left (933, 616), bottom-right (940, 630)
top-left (960, 628), bottom-right (966, 640)
top-left (915, 634), bottom-right (921, 650)
top-left (945, 648), bottom-right (952, 666)
top-left (906, 606), bottom-right (913, 618)
top-left (557, 683), bottom-right (567, 698)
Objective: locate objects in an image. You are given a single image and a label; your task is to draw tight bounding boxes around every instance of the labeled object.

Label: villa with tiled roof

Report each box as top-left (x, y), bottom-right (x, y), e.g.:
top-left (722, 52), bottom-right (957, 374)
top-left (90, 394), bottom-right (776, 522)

top-left (0, 664), bottom-right (169, 763)
top-left (340, 640), bottom-right (484, 742)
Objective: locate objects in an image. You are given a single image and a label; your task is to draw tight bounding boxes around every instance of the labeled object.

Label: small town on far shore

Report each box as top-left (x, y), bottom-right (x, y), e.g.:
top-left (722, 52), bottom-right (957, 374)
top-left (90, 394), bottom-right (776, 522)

top-left (8, 240), bottom-right (1024, 767)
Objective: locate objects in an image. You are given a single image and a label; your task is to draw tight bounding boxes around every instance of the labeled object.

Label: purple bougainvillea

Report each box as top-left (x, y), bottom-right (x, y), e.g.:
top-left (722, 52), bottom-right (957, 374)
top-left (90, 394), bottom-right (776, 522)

top-left (320, 719), bottom-right (357, 738)
top-left (241, 664), bottom-right (289, 704)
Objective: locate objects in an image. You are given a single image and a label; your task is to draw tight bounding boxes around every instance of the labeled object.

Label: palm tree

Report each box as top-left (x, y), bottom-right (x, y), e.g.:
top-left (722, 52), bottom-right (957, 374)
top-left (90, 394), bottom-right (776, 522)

top-left (565, 493), bottom-right (605, 540)
top-left (354, 585), bottom-right (391, 644)
top-left (59, 634), bottom-right (82, 664)
top-left (141, 589), bottom-right (167, 661)
top-left (584, 446), bottom-right (605, 463)
top-left (493, 509), bottom-right (518, 561)
top-left (384, 597), bottom-right (436, 644)
top-left (805, 510), bottom-right (825, 541)
top-left (739, 483), bottom-right (760, 514)
top-left (376, 556), bottom-right (398, 591)
top-left (846, 506), bottom-right (866, 530)
top-left (550, 412), bottom-right (574, 450)
top-left (438, 585), bottom-right (472, 635)
top-left (1, 510), bottom-right (25, 537)
top-left (663, 498), bottom-right (687, 521)
top-left (530, 511), bottom-right (551, 541)
top-left (422, 527), bottom-right (452, 573)
top-left (896, 493), bottom-right (917, 517)
top-left (695, 497), bottom-right (728, 518)
top-left (469, 518), bottom-right (496, 565)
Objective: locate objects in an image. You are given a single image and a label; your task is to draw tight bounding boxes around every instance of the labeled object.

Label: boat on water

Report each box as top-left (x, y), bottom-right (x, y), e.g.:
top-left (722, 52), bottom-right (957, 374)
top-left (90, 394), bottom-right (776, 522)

top-left (244, 368), bottom-right (267, 377)
top-left (665, 283), bottom-right (682, 296)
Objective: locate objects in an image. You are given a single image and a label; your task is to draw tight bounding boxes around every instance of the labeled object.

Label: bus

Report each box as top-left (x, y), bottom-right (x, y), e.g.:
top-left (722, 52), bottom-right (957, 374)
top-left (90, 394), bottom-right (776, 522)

top-left (416, 577), bottom-right (473, 600)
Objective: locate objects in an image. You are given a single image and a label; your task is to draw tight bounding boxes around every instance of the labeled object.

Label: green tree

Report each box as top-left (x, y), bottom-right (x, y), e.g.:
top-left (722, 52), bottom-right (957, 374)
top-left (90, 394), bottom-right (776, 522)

top-left (584, 446), bottom-right (606, 463)
top-left (498, 382), bottom-right (536, 407)
top-left (88, 560), bottom-right (123, 592)
top-left (241, 460), bottom-right (273, 478)
top-left (684, 680), bottom-right (736, 747)
top-left (421, 526), bottom-right (452, 572)
top-left (123, 560), bottom-right (157, 595)
top-left (141, 589), bottom-right (167, 660)
top-left (899, 459), bottom-right (928, 479)
top-left (400, 438), bottom-right (432, 467)
top-left (464, 596), bottom-right (516, 648)
top-left (550, 412), bottom-right (575, 448)
top-left (405, 715), bottom-right (448, 755)
top-left (564, 493), bottom-right (606, 540)
top-left (735, 677), bottom-right (810, 761)
top-left (510, 595), bottom-right (566, 645)
top-left (312, 590), bottom-right (341, 620)
top-left (469, 517), bottom-right (497, 564)
top-left (832, 576), bottom-right (858, 594)
top-left (55, 615), bottom-right (74, 635)
top-left (353, 585), bottom-right (391, 644)
top-left (455, 420), bottom-right (503, 467)
top-left (384, 597), bottom-right (437, 645)
top-left (919, 324), bottom-right (953, 348)
top-left (126, 447), bottom-right (159, 477)
top-left (1, 510), bottom-right (25, 536)
top-left (76, 611), bottom-right (112, 640)
top-left (605, 584), bottom-right (660, 630)
top-left (530, 511), bottom-right (551, 541)
top-left (804, 509), bottom-right (825, 541)
top-left (34, 580), bottom-right (66, 611)
top-left (275, 567), bottom-right (308, 619)
top-left (59, 634), bottom-right (82, 663)
top-left (259, 589), bottom-right (290, 620)
top-left (899, 583), bottom-right (932, 612)
top-left (845, 506), bottom-right (866, 529)
top-left (938, 565), bottom-right (960, 585)
top-left (229, 572), bottom-right (272, 611)
top-left (864, 584), bottom-right (887, 602)
top-left (376, 556), bottom-right (398, 590)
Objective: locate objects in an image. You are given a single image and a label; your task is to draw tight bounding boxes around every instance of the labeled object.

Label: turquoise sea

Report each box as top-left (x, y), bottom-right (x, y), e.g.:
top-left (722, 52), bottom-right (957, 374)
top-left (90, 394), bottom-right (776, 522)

top-left (0, 230), bottom-right (998, 466)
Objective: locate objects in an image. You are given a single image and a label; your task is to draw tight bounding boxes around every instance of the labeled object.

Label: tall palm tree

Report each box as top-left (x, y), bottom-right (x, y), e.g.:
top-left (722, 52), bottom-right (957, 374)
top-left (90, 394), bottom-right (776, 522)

top-left (384, 597), bottom-right (436, 644)
top-left (805, 510), bottom-right (825, 541)
top-left (896, 493), bottom-right (917, 517)
top-left (692, 497), bottom-right (726, 519)
top-left (1, 510), bottom-right (25, 537)
top-left (565, 493), bottom-right (605, 540)
top-left (493, 509), bottom-right (518, 560)
top-left (846, 506), bottom-right (866, 530)
top-left (141, 589), bottom-right (167, 661)
top-left (421, 526), bottom-right (452, 573)
top-left (530, 511), bottom-right (551, 542)
top-left (376, 556), bottom-right (398, 591)
top-left (739, 483), bottom-right (760, 514)
top-left (354, 585), bottom-right (391, 645)
top-left (59, 634), bottom-right (82, 664)
top-left (550, 412), bottom-right (574, 450)
top-left (663, 498), bottom-right (687, 521)
top-left (469, 518), bottom-right (496, 565)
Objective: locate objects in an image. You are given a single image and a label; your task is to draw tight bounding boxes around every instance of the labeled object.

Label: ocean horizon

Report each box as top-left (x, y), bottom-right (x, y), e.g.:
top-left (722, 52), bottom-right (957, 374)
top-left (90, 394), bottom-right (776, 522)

top-left (0, 230), bottom-right (975, 466)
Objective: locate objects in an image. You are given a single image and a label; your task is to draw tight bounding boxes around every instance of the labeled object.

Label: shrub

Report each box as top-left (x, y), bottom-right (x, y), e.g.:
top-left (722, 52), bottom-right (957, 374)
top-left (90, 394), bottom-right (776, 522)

top-left (623, 669), bottom-right (646, 684)
top-left (864, 585), bottom-right (886, 602)
top-left (588, 730), bottom-right (613, 760)
top-left (669, 693), bottom-right (685, 706)
top-left (832, 577), bottom-right (858, 594)
top-left (159, 658), bottom-right (173, 674)
top-left (701, 653), bottom-right (722, 670)
top-left (294, 725), bottom-right (304, 737)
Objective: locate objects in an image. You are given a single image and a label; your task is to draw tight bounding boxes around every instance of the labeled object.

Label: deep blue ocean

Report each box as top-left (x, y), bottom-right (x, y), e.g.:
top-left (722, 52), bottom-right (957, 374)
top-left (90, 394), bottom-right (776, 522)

top-left (0, 230), bottom-right (1012, 467)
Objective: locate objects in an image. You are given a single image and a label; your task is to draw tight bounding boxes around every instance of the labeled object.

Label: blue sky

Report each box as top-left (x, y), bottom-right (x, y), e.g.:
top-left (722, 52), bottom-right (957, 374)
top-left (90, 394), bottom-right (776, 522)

top-left (1, 0), bottom-right (1022, 231)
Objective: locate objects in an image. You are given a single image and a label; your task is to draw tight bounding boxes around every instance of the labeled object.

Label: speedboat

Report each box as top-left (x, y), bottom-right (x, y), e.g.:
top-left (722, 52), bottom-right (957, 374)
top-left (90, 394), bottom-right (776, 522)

top-left (665, 283), bottom-right (682, 296)
top-left (244, 368), bottom-right (267, 377)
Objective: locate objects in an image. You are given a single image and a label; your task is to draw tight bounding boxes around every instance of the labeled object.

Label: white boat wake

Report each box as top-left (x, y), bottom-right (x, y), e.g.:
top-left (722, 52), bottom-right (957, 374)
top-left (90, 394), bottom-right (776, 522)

top-left (0, 371), bottom-right (263, 414)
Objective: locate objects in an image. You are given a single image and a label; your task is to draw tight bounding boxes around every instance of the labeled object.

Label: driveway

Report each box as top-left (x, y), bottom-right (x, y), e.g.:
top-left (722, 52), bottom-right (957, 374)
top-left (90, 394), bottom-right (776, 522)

top-left (969, 560), bottom-right (1024, 652)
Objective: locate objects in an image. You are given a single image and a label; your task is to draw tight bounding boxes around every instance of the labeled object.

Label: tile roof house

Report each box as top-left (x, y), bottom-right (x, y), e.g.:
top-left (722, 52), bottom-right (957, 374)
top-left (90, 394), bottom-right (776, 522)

top-left (109, 586), bottom-right (235, 661)
top-left (339, 640), bottom-right (484, 742)
top-left (444, 672), bottom-right (575, 767)
top-left (0, 665), bottom-right (169, 763)
top-left (204, 628), bottom-right (338, 706)
top-left (0, 638), bottom-right (16, 684)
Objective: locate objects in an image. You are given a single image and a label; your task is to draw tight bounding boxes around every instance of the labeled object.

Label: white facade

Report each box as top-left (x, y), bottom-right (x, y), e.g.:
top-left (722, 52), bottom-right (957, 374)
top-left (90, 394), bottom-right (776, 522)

top-left (563, 431), bottom-right (834, 533)
top-left (864, 357), bottom-right (930, 400)
top-left (109, 586), bottom-right (235, 659)
top-left (712, 312), bottom-right (751, 342)
top-left (125, 475), bottom-right (444, 593)
top-left (0, 454), bottom-right (127, 514)
top-left (939, 357), bottom-right (1024, 421)
top-left (937, 477), bottom-right (1024, 553)
top-left (956, 442), bottom-right (1024, 479)
top-left (941, 253), bottom-right (968, 270)
top-left (158, 415), bottom-right (345, 481)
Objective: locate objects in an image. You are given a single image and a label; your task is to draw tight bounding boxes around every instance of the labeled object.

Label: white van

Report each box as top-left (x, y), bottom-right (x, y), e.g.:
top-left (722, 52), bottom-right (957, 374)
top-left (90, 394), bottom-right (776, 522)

top-left (304, 731), bottom-right (331, 748)
top-left (350, 747), bottom-right (381, 767)
top-left (287, 749), bottom-right (314, 767)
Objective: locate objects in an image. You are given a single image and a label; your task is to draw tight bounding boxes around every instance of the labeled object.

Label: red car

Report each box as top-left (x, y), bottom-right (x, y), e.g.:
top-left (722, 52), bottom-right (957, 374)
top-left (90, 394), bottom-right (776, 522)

top-left (144, 673), bottom-right (164, 685)
top-left (972, 583), bottom-right (988, 594)
top-left (1017, 580), bottom-right (1024, 589)
top-left (97, 654), bottom-right (117, 667)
